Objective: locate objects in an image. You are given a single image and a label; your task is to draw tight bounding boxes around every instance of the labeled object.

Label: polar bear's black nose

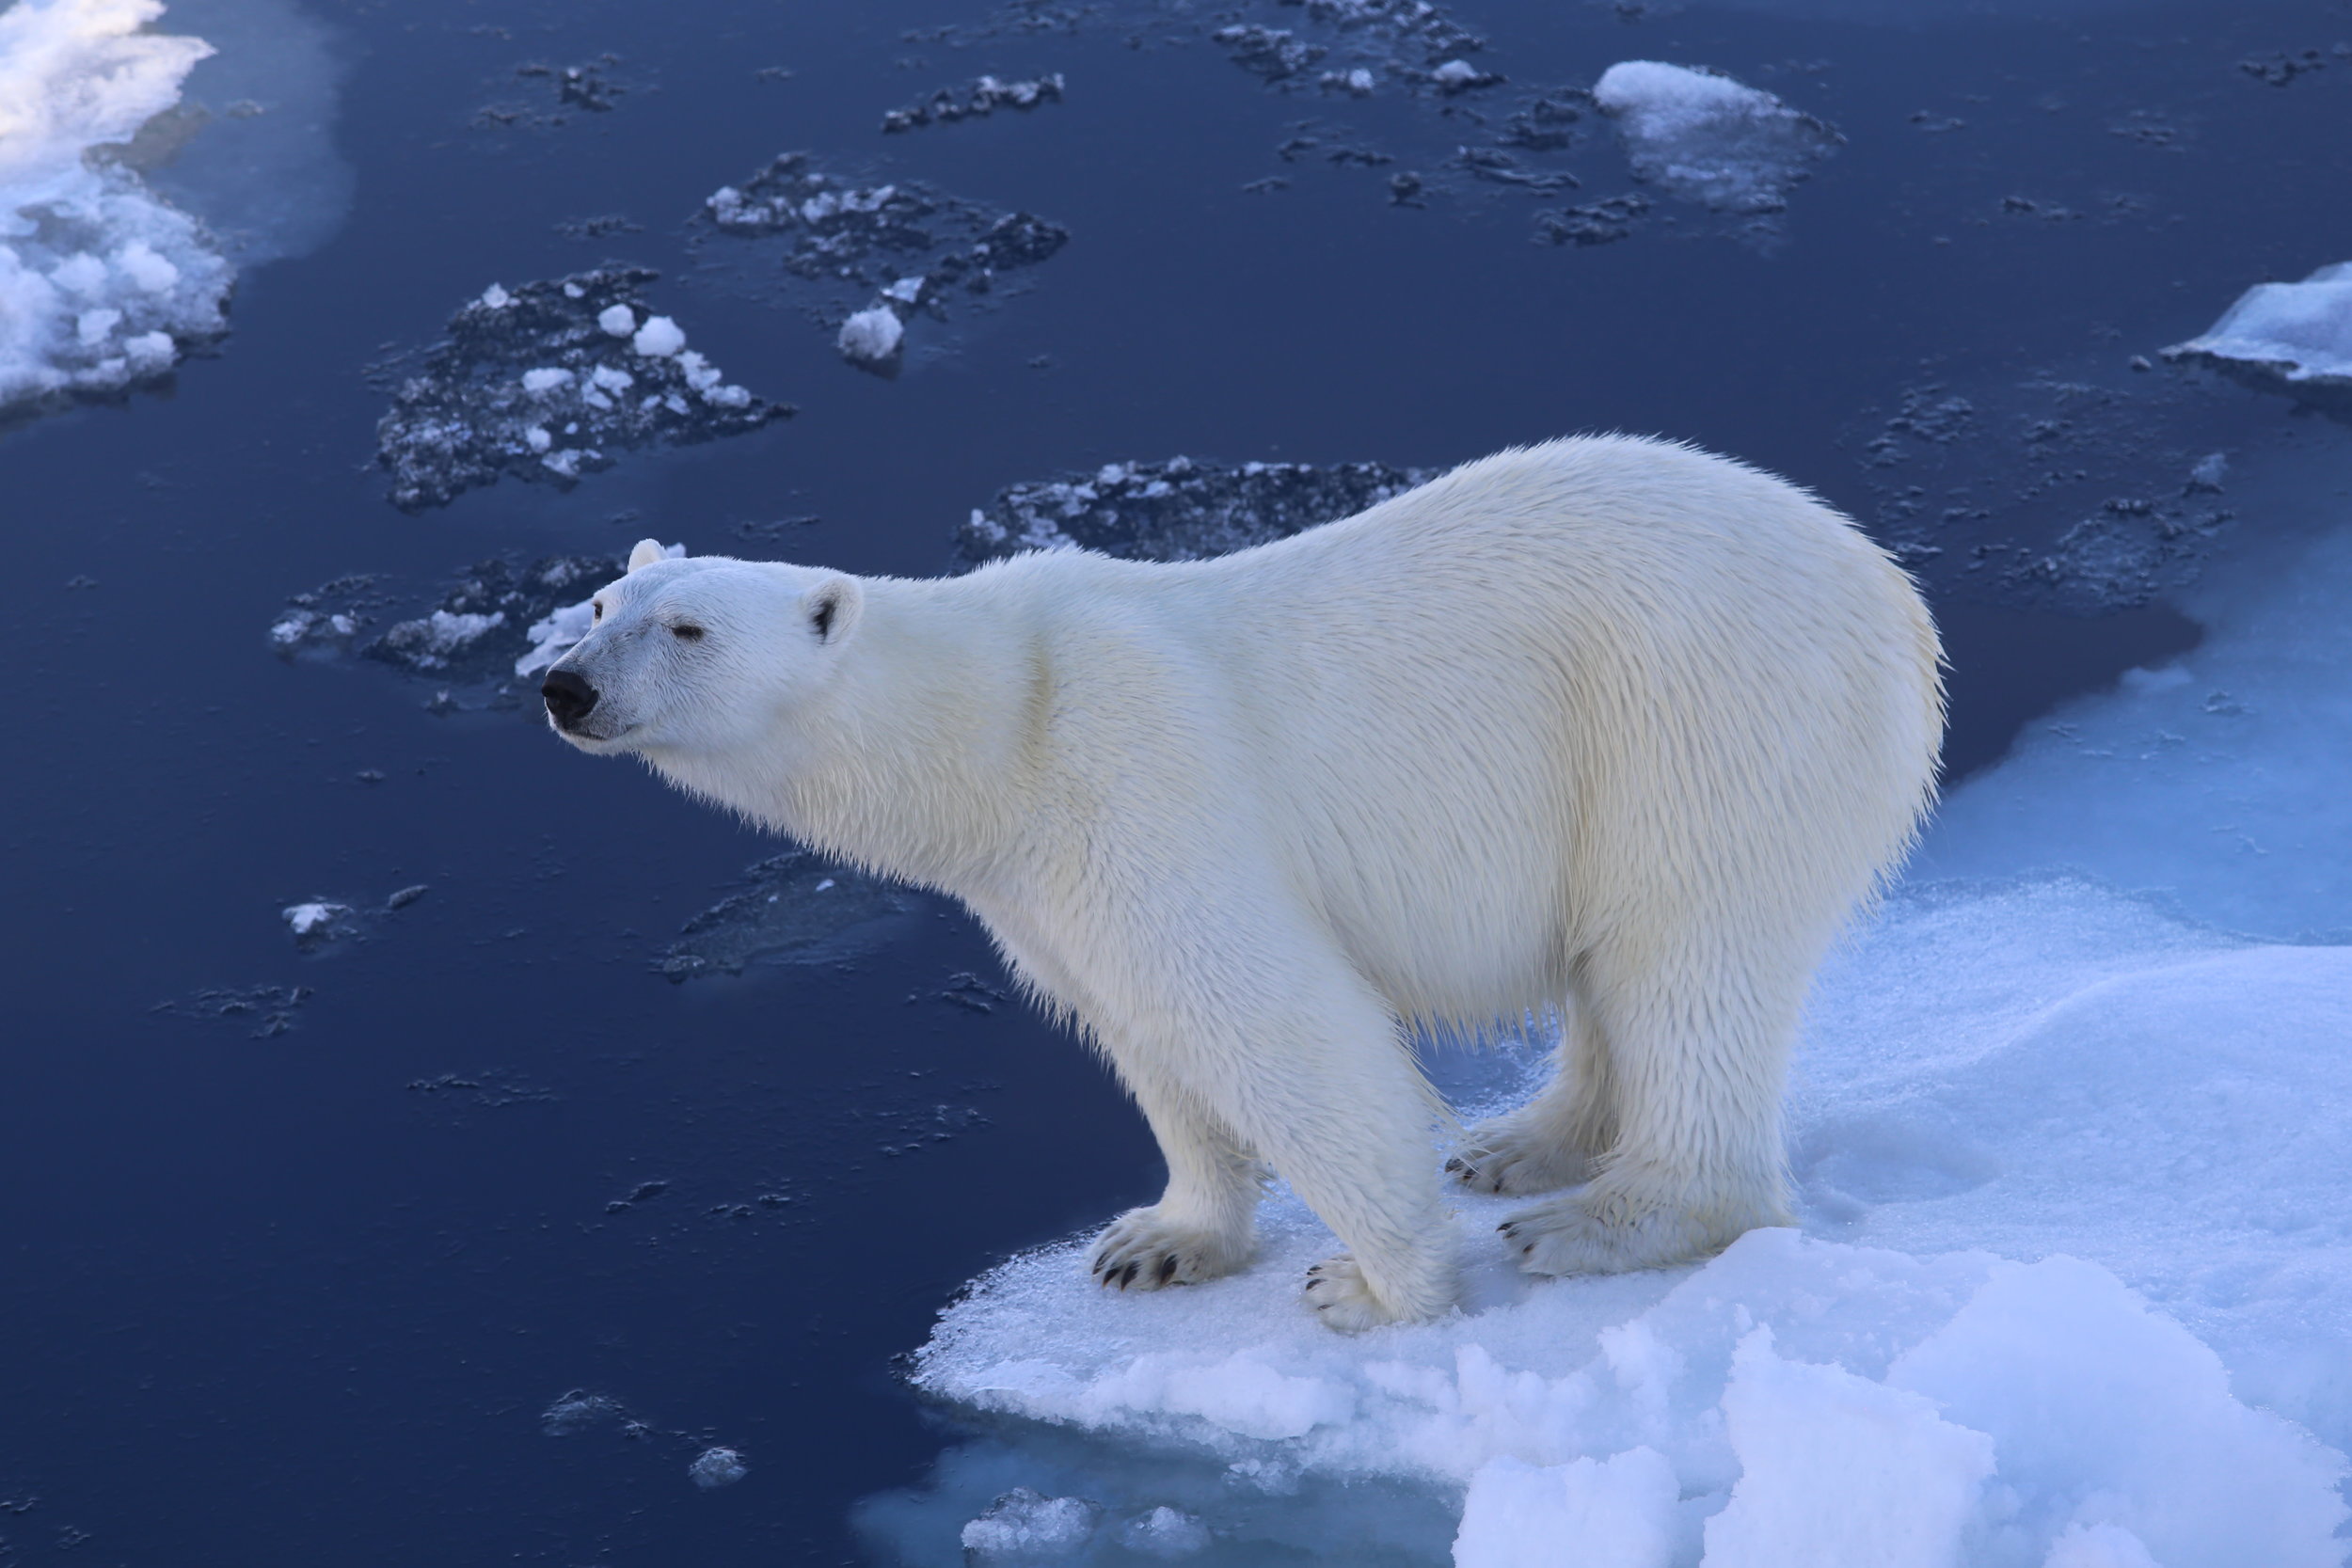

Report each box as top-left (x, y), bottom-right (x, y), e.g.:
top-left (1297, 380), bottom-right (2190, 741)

top-left (542, 668), bottom-right (599, 729)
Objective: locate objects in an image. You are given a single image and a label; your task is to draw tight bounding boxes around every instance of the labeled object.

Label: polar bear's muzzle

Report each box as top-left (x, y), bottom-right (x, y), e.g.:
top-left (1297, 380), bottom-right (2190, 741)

top-left (541, 667), bottom-right (602, 735)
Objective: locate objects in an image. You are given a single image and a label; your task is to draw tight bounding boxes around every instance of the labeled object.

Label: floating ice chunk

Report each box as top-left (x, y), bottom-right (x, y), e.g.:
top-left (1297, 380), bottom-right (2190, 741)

top-left (1705, 1327), bottom-right (1993, 1567)
top-left (2163, 261), bottom-right (2352, 394)
top-left (282, 900), bottom-right (350, 939)
top-left (596, 303), bottom-right (635, 337)
top-left (675, 348), bottom-right (722, 391)
top-left (1592, 60), bottom-right (1836, 215)
top-left (0, 0), bottom-right (232, 415)
top-left (590, 363), bottom-right (633, 391)
top-left (961, 1489), bottom-right (1095, 1558)
top-left (1453, 1448), bottom-right (1677, 1568)
top-left (688, 1446), bottom-right (747, 1489)
top-left (881, 275), bottom-right (924, 305)
top-left (479, 282), bottom-right (511, 309)
top-left (513, 598), bottom-right (594, 678)
top-left (631, 314), bottom-right (684, 356)
top-left (1118, 1505), bottom-right (1210, 1558)
top-left (520, 366), bottom-right (571, 394)
top-left (524, 425), bottom-right (550, 452)
top-left (837, 305), bottom-right (904, 367)
top-left (1430, 58), bottom-right (1500, 92)
top-left (540, 1389), bottom-right (623, 1436)
top-left (704, 383), bottom-right (750, 408)
top-left (370, 608), bottom-right (505, 671)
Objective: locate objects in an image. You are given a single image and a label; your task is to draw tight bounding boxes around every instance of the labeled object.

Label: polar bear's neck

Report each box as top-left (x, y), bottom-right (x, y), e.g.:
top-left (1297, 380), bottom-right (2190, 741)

top-left (768, 574), bottom-right (1040, 895)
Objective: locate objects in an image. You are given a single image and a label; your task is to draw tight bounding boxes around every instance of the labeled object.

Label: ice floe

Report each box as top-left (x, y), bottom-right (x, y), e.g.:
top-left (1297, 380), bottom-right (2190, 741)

top-left (882, 72), bottom-right (1065, 134)
top-left (2164, 261), bottom-right (2352, 413)
top-left (698, 151), bottom-right (1067, 369)
top-left (373, 268), bottom-right (787, 510)
top-left (958, 456), bottom-right (1432, 565)
top-left (0, 0), bottom-right (232, 416)
top-left (1593, 60), bottom-right (1837, 218)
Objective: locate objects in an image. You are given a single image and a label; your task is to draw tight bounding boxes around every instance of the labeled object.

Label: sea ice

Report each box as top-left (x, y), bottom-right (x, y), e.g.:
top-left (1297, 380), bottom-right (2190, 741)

top-left (1592, 60), bottom-right (1836, 216)
top-left (882, 72), bottom-right (1066, 134)
top-left (653, 849), bottom-right (917, 981)
top-left (837, 305), bottom-right (904, 369)
top-left (958, 456), bottom-right (1432, 565)
top-left (2164, 261), bottom-right (2352, 407)
top-left (962, 1489), bottom-right (1097, 1558)
top-left (688, 1446), bottom-right (747, 1489)
top-left (374, 268), bottom-right (787, 510)
top-left (0, 0), bottom-right (233, 415)
top-left (281, 899), bottom-right (349, 939)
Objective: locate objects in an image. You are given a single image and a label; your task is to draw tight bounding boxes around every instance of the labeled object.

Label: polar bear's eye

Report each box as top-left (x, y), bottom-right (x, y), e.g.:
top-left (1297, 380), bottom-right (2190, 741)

top-left (671, 623), bottom-right (706, 641)
top-left (592, 600), bottom-right (603, 621)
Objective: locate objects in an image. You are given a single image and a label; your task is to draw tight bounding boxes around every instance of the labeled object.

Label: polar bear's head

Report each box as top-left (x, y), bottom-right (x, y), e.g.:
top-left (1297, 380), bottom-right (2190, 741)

top-left (539, 539), bottom-right (863, 762)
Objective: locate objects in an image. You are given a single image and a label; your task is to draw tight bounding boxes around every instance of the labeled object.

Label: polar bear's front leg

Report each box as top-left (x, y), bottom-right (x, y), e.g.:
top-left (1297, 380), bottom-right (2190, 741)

top-left (1090, 1074), bottom-right (1261, 1291)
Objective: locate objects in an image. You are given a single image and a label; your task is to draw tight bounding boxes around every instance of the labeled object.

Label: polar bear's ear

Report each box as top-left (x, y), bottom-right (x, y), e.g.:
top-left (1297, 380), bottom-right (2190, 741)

top-left (627, 538), bottom-right (674, 573)
top-left (804, 575), bottom-right (864, 647)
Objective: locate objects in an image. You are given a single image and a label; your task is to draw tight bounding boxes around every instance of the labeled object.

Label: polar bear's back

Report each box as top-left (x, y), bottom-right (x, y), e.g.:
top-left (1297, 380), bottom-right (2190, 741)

top-left (1019, 436), bottom-right (1942, 1029)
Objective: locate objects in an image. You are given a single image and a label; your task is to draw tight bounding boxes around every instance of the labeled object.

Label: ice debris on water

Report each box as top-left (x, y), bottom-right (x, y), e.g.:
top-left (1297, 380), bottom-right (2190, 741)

top-left (957, 456), bottom-right (1432, 566)
top-left (961, 1489), bottom-right (1098, 1559)
top-left (882, 72), bottom-right (1064, 134)
top-left (282, 900), bottom-right (351, 941)
top-left (373, 267), bottom-right (787, 511)
top-left (701, 152), bottom-right (1067, 369)
top-left (655, 849), bottom-right (919, 981)
top-left (1117, 1506), bottom-right (1210, 1558)
top-left (835, 305), bottom-right (904, 371)
top-left (1593, 60), bottom-right (1838, 218)
top-left (272, 552), bottom-right (642, 700)
top-left (151, 983), bottom-right (312, 1038)
top-left (2163, 261), bottom-right (2352, 415)
top-left (688, 1446), bottom-right (748, 1490)
top-left (540, 1390), bottom-right (625, 1437)
top-left (0, 0), bottom-right (233, 417)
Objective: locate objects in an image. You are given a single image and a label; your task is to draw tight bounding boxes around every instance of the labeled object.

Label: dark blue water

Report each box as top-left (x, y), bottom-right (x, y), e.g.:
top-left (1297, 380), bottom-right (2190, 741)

top-left (4, 0), bottom-right (2346, 1561)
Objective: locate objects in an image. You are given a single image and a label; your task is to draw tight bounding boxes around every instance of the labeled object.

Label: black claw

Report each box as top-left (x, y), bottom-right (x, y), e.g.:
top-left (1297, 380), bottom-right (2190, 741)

top-left (1443, 1157), bottom-right (1467, 1173)
top-left (1119, 1261), bottom-right (1139, 1289)
top-left (1158, 1255), bottom-right (1178, 1286)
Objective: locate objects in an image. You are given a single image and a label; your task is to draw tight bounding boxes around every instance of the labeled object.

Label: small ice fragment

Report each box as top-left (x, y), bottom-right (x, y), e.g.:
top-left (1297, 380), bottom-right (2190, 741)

top-left (2190, 451), bottom-right (2229, 488)
top-left (480, 283), bottom-right (512, 309)
top-left (961, 1489), bottom-right (1096, 1558)
top-left (591, 364), bottom-right (635, 391)
top-left (676, 349), bottom-right (723, 391)
top-left (327, 614), bottom-right (355, 636)
top-left (1431, 59), bottom-right (1487, 89)
top-left (542, 450), bottom-right (580, 478)
top-left (631, 315), bottom-right (686, 356)
top-left (689, 1447), bottom-right (748, 1489)
top-left (539, 1389), bottom-right (622, 1436)
top-left (562, 281), bottom-right (584, 298)
top-left (815, 878), bottom-right (835, 891)
top-left (1119, 1506), bottom-right (1211, 1558)
top-left (525, 426), bottom-right (551, 452)
top-left (283, 901), bottom-right (350, 938)
top-left (705, 384), bottom-right (751, 408)
top-left (882, 276), bottom-right (925, 305)
top-left (386, 884), bottom-right (429, 910)
top-left (521, 367), bottom-right (572, 394)
top-left (1346, 68), bottom-right (1375, 94)
top-left (597, 303), bottom-right (637, 337)
top-left (267, 612), bottom-right (312, 647)
top-left (663, 392), bottom-right (690, 415)
top-left (837, 306), bottom-right (904, 366)
top-left (2163, 262), bottom-right (2352, 388)
top-left (580, 388), bottom-right (613, 411)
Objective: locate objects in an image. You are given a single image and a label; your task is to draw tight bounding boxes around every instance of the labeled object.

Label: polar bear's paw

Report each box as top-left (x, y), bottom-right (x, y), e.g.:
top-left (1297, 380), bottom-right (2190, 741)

top-left (1498, 1190), bottom-right (1725, 1277)
top-left (1089, 1207), bottom-right (1253, 1291)
top-left (1302, 1256), bottom-right (1405, 1333)
top-left (1445, 1111), bottom-right (1597, 1196)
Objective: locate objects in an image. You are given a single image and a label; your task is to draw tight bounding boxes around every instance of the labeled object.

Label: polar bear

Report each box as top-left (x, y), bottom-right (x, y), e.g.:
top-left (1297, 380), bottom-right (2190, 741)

top-left (540, 436), bottom-right (1943, 1330)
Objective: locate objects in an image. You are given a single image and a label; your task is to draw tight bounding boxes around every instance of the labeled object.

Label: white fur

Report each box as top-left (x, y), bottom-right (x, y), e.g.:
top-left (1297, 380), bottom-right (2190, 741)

top-left (546, 436), bottom-right (1944, 1329)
